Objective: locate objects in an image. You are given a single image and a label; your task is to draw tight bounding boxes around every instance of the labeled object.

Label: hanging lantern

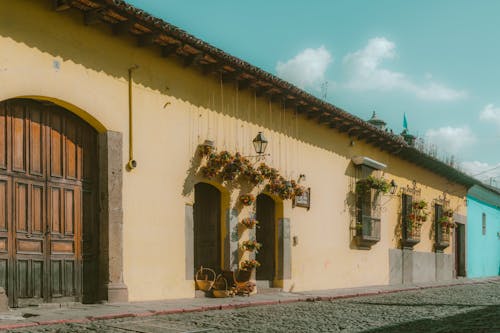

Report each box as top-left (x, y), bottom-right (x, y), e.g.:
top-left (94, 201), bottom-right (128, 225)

top-left (252, 132), bottom-right (268, 155)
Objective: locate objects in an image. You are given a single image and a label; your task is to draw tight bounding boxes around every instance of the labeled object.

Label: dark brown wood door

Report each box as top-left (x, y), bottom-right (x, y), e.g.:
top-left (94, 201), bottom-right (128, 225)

top-left (193, 183), bottom-right (221, 272)
top-left (0, 99), bottom-right (98, 307)
top-left (256, 194), bottom-right (275, 281)
top-left (455, 223), bottom-right (466, 277)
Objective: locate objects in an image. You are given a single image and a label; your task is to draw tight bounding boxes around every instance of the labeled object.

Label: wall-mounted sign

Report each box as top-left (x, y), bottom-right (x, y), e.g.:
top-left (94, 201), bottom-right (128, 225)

top-left (294, 187), bottom-right (311, 210)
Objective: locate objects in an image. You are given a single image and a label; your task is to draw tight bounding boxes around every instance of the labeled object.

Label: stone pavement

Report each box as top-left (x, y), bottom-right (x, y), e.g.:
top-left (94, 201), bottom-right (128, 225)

top-left (0, 276), bottom-right (498, 331)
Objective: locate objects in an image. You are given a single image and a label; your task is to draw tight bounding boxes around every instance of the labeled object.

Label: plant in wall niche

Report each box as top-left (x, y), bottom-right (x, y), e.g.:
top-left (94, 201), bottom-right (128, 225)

top-left (240, 217), bottom-right (259, 229)
top-left (241, 240), bottom-right (262, 252)
top-left (356, 175), bottom-right (390, 194)
top-left (240, 259), bottom-right (261, 271)
top-left (439, 216), bottom-right (454, 229)
top-left (239, 194), bottom-right (255, 206)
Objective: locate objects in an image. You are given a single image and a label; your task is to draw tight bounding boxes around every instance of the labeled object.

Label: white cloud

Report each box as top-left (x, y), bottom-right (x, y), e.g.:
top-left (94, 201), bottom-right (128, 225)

top-left (480, 104), bottom-right (500, 128)
top-left (343, 37), bottom-right (467, 101)
top-left (425, 126), bottom-right (476, 154)
top-left (276, 46), bottom-right (332, 90)
top-left (461, 161), bottom-right (500, 185)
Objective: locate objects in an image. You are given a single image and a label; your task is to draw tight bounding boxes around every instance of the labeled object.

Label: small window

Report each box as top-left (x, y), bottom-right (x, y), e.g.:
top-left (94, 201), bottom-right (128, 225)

top-left (482, 213), bottom-right (486, 235)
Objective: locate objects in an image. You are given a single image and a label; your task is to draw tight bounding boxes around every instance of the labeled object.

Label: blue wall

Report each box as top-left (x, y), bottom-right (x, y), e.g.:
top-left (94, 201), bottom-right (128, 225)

top-left (467, 195), bottom-right (500, 278)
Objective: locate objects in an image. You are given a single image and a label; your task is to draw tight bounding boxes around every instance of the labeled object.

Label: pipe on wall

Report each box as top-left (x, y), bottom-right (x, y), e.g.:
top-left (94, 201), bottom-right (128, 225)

top-left (127, 65), bottom-right (139, 170)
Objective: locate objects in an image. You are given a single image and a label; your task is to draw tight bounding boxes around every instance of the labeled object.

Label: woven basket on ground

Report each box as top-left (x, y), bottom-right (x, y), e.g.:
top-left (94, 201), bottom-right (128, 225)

top-left (195, 266), bottom-right (216, 292)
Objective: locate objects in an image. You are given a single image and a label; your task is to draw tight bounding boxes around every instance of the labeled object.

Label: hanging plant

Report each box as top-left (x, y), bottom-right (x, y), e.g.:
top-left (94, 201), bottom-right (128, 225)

top-left (241, 240), bottom-right (262, 252)
top-left (257, 163), bottom-right (279, 180)
top-left (412, 200), bottom-right (428, 210)
top-left (199, 166), bottom-right (218, 179)
top-left (439, 216), bottom-right (453, 229)
top-left (198, 149), bottom-right (306, 200)
top-left (240, 217), bottom-right (259, 229)
top-left (444, 209), bottom-right (454, 218)
top-left (240, 259), bottom-right (261, 271)
top-left (198, 143), bottom-right (215, 157)
top-left (239, 194), bottom-right (255, 206)
top-left (356, 175), bottom-right (390, 194)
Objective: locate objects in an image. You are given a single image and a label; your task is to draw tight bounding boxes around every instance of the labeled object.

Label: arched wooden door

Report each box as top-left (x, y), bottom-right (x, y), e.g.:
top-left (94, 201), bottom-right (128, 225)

top-left (0, 99), bottom-right (98, 307)
top-left (193, 183), bottom-right (221, 272)
top-left (256, 194), bottom-right (276, 282)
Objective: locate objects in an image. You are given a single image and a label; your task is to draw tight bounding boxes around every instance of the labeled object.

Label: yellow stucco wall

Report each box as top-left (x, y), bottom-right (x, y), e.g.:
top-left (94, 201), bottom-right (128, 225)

top-left (1, 1), bottom-right (467, 301)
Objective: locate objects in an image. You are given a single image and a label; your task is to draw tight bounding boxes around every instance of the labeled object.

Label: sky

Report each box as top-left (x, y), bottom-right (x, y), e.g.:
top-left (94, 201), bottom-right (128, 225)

top-left (129, 0), bottom-right (500, 186)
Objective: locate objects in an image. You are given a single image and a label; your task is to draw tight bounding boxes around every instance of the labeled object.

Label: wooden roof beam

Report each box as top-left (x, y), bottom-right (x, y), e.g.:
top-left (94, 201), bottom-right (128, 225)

top-left (347, 126), bottom-right (361, 136)
top-left (112, 20), bottom-right (134, 35)
top-left (318, 113), bottom-right (333, 124)
top-left (183, 53), bottom-right (204, 67)
top-left (161, 43), bottom-right (180, 57)
top-left (356, 129), bottom-right (372, 140)
top-left (138, 32), bottom-right (161, 47)
top-left (337, 122), bottom-right (353, 133)
top-left (84, 8), bottom-right (104, 26)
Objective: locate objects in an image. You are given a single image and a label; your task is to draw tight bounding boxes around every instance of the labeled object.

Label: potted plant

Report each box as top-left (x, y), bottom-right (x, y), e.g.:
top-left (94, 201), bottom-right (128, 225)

top-left (239, 194), bottom-right (255, 206)
top-left (240, 259), bottom-right (260, 271)
top-left (241, 240), bottom-right (262, 253)
top-left (240, 217), bottom-right (259, 229)
top-left (198, 141), bottom-right (215, 157)
top-left (412, 200), bottom-right (428, 210)
top-left (356, 175), bottom-right (390, 194)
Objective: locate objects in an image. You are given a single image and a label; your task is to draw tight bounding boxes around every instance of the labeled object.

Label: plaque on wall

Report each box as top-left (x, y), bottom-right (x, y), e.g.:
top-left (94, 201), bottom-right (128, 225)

top-left (293, 187), bottom-right (311, 210)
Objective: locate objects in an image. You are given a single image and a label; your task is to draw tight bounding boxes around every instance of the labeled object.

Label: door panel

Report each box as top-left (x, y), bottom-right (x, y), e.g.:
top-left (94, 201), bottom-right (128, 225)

top-left (15, 182), bottom-right (28, 232)
top-left (12, 106), bottom-right (26, 173)
top-left (256, 194), bottom-right (276, 281)
top-left (49, 112), bottom-right (63, 178)
top-left (193, 183), bottom-right (221, 272)
top-left (0, 179), bottom-right (7, 230)
top-left (0, 104), bottom-right (6, 170)
top-left (0, 99), bottom-right (98, 306)
top-left (29, 108), bottom-right (44, 176)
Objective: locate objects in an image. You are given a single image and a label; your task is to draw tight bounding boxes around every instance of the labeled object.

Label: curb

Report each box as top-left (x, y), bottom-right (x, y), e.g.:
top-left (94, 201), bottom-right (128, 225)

top-left (0, 278), bottom-right (497, 331)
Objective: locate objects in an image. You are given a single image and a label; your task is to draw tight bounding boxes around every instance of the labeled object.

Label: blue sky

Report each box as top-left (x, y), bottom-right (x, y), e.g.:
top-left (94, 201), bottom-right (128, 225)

top-left (129, 0), bottom-right (500, 185)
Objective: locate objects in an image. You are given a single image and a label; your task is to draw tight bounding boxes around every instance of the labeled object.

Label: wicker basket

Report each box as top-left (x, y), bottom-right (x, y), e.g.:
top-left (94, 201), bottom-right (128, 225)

top-left (195, 266), bottom-right (216, 292)
top-left (212, 274), bottom-right (233, 298)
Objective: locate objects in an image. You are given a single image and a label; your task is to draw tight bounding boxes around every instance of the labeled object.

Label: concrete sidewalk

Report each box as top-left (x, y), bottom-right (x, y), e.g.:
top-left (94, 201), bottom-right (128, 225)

top-left (1, 277), bottom-right (499, 331)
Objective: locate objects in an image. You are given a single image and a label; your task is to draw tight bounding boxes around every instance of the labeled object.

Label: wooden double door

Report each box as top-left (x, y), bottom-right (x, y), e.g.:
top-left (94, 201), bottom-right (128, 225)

top-left (0, 99), bottom-right (98, 307)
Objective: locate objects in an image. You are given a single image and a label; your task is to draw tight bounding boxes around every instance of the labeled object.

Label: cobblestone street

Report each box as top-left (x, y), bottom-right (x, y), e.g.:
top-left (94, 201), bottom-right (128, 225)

top-left (6, 279), bottom-right (500, 333)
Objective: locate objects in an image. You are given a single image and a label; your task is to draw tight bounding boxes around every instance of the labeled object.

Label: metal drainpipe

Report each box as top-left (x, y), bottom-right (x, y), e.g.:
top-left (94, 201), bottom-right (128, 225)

top-left (127, 65), bottom-right (139, 170)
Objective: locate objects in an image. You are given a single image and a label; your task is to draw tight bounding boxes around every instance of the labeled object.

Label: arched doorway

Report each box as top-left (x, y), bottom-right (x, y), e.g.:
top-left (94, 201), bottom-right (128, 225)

top-left (256, 194), bottom-right (276, 284)
top-left (0, 99), bottom-right (99, 307)
top-left (193, 183), bottom-right (221, 273)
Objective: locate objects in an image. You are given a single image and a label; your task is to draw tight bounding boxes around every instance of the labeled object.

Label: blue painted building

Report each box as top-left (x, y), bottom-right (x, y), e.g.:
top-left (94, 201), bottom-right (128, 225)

top-left (466, 185), bottom-right (500, 278)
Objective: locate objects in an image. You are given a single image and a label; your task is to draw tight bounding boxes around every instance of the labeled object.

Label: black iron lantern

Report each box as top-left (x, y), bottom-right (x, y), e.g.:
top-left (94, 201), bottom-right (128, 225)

top-left (252, 132), bottom-right (268, 155)
top-left (390, 179), bottom-right (398, 195)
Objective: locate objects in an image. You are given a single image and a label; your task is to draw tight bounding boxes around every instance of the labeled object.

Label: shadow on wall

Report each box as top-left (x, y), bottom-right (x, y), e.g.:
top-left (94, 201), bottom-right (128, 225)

top-left (362, 304), bottom-right (500, 333)
top-left (2, 1), bottom-right (466, 196)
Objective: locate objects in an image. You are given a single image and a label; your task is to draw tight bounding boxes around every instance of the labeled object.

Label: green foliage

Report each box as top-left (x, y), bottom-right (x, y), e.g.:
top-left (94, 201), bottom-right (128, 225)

top-left (356, 175), bottom-right (390, 194)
